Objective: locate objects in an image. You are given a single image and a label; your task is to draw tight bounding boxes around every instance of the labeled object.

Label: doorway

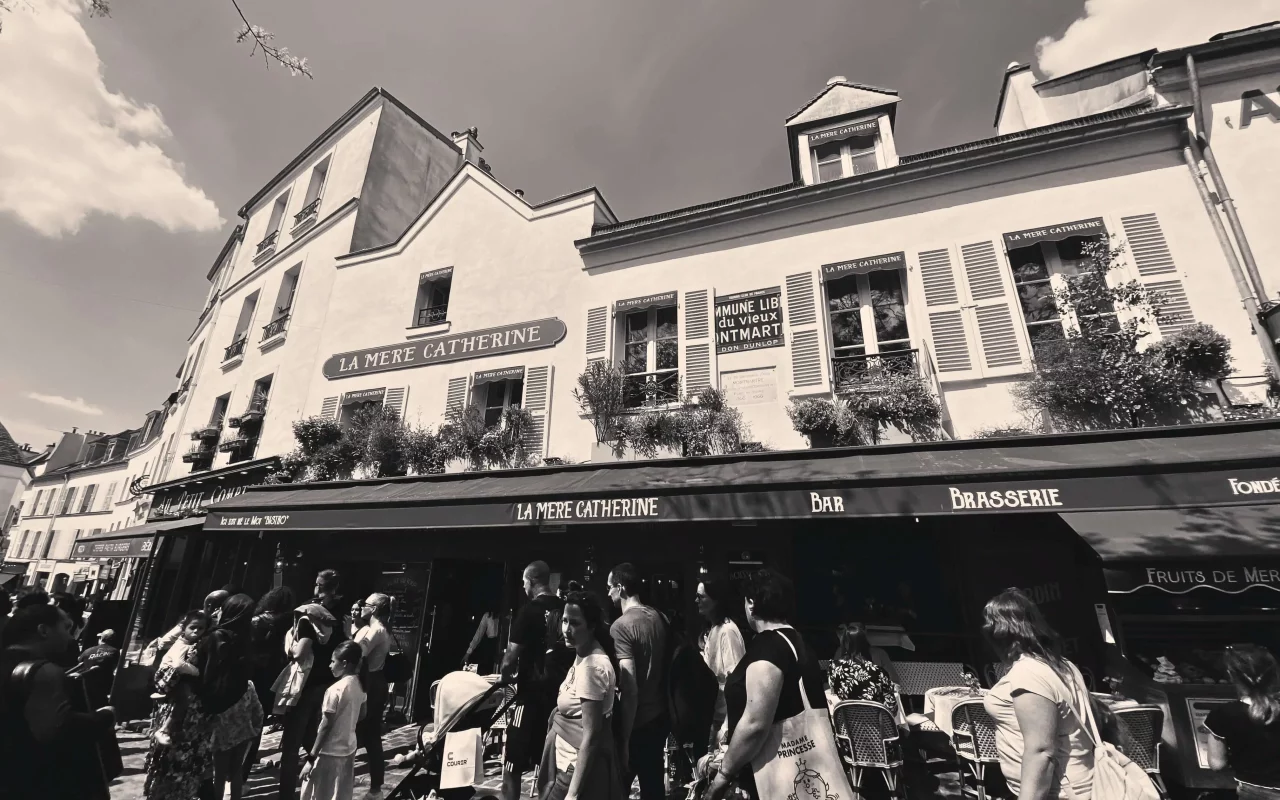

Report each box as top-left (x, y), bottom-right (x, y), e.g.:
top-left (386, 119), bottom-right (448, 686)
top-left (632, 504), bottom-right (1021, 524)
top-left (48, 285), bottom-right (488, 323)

top-left (416, 559), bottom-right (507, 719)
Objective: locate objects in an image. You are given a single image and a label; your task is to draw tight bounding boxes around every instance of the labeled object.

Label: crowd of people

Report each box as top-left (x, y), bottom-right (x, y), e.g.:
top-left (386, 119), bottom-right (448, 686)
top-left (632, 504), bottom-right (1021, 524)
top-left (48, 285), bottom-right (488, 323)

top-left (3, 563), bottom-right (1280, 800)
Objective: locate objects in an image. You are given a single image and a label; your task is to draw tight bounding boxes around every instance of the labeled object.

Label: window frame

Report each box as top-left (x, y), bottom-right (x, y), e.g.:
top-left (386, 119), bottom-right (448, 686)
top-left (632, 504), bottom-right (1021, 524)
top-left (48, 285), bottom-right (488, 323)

top-left (809, 128), bottom-right (882, 183)
top-left (1009, 234), bottom-right (1114, 360)
top-left (413, 272), bottom-right (452, 328)
top-left (481, 379), bottom-right (525, 428)
top-left (824, 268), bottom-right (913, 358)
top-left (619, 304), bottom-right (680, 408)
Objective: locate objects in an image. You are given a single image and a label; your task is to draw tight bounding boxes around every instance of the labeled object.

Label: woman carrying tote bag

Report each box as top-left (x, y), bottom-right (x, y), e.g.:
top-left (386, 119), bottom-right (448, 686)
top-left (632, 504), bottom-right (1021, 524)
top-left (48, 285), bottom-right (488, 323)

top-left (702, 569), bottom-right (855, 800)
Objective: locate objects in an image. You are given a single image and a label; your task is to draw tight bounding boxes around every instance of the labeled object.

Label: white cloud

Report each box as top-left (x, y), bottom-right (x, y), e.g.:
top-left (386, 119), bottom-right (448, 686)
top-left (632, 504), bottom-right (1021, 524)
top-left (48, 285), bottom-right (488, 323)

top-left (0, 0), bottom-right (223, 235)
top-left (24, 392), bottom-right (105, 416)
top-left (1037, 0), bottom-right (1280, 79)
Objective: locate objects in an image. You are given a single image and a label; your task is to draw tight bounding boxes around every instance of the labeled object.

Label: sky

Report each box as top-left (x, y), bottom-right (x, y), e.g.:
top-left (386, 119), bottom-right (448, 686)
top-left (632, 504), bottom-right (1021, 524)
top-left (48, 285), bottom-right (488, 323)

top-left (1, 0), bottom-right (1277, 451)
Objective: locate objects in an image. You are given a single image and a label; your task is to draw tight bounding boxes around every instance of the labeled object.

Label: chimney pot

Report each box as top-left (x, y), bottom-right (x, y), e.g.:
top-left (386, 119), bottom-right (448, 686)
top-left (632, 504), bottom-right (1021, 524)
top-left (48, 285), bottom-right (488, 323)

top-left (514, 189), bottom-right (525, 198)
top-left (827, 75), bottom-right (847, 86)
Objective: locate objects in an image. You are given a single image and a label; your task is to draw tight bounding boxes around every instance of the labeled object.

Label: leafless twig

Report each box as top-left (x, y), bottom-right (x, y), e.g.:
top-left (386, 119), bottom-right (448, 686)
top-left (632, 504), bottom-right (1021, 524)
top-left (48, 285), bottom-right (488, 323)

top-left (230, 0), bottom-right (312, 78)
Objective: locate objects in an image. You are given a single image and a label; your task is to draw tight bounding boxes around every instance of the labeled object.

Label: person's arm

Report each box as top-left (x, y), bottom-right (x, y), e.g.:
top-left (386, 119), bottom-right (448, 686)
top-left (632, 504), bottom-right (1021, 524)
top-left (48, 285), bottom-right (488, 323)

top-left (500, 642), bottom-right (524, 680)
top-left (616, 656), bottom-right (639, 754)
top-left (1011, 691), bottom-right (1061, 800)
top-left (501, 607), bottom-right (530, 681)
top-left (309, 694), bottom-right (339, 764)
top-left (565, 696), bottom-right (605, 800)
top-left (707, 660), bottom-right (784, 799)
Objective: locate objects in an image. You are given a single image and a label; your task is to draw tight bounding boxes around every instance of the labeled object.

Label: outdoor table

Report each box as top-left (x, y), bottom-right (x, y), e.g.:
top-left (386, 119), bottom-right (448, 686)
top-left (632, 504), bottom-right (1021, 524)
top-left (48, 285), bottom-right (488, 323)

top-left (923, 686), bottom-right (988, 736)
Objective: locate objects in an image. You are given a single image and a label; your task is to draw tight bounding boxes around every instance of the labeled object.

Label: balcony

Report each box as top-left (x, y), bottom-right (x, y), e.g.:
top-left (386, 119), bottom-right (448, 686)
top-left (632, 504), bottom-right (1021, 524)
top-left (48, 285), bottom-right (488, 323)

top-left (218, 435), bottom-right (253, 453)
top-left (223, 337), bottom-right (248, 363)
top-left (292, 198), bottom-right (320, 231)
top-left (262, 313), bottom-right (289, 342)
top-left (190, 425), bottom-right (221, 442)
top-left (832, 350), bottom-right (920, 393)
top-left (253, 230), bottom-right (280, 262)
top-left (623, 371), bottom-right (680, 409)
top-left (182, 444), bottom-right (216, 464)
top-left (415, 305), bottom-right (448, 328)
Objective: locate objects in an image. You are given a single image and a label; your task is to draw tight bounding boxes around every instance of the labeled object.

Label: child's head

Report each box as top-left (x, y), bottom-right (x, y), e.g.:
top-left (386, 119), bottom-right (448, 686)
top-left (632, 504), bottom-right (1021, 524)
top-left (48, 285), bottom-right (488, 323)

top-left (330, 640), bottom-right (363, 678)
top-left (179, 610), bottom-right (211, 643)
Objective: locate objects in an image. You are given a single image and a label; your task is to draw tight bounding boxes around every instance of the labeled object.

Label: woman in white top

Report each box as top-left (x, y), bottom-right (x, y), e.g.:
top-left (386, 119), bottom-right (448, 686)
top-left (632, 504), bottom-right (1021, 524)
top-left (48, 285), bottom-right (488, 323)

top-left (351, 593), bottom-right (394, 800)
top-left (696, 575), bottom-right (747, 746)
top-left (538, 590), bottom-right (623, 800)
top-left (981, 588), bottom-right (1096, 800)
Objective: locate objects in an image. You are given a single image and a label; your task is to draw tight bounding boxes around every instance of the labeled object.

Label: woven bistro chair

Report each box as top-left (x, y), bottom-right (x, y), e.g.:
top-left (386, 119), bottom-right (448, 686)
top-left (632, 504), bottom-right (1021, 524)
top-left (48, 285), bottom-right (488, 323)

top-left (831, 700), bottom-right (905, 799)
top-left (1114, 705), bottom-right (1169, 800)
top-left (951, 699), bottom-right (1001, 800)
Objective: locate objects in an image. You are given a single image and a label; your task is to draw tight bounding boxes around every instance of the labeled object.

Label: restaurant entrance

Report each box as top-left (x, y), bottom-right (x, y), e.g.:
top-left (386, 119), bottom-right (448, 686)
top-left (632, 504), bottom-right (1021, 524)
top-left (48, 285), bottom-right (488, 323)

top-left (417, 559), bottom-right (507, 715)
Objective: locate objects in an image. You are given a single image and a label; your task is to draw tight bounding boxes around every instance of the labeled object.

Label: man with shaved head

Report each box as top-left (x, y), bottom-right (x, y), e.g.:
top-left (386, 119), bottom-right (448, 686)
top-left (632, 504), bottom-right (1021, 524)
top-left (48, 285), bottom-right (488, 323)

top-left (499, 561), bottom-right (570, 800)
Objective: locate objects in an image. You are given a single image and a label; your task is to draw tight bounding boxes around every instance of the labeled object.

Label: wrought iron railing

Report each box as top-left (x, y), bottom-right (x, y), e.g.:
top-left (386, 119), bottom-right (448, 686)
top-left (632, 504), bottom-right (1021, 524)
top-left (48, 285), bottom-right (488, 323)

top-left (255, 229), bottom-right (280, 255)
top-left (293, 198), bottom-right (320, 226)
top-left (182, 445), bottom-right (215, 463)
top-left (831, 349), bottom-right (919, 392)
top-left (623, 371), bottom-right (680, 409)
top-left (262, 313), bottom-right (289, 341)
top-left (415, 305), bottom-right (448, 327)
top-left (223, 337), bottom-right (248, 361)
top-left (218, 435), bottom-right (252, 453)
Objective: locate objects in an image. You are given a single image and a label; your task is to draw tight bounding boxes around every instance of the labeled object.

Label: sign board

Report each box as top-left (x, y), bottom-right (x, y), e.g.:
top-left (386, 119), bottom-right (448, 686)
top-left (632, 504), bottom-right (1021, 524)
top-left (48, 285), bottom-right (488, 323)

top-left (715, 287), bottom-right (784, 354)
top-left (807, 119), bottom-right (879, 146)
top-left (71, 535), bottom-right (155, 560)
top-left (149, 459), bottom-right (280, 522)
top-left (1003, 217), bottom-right (1107, 249)
top-left (342, 387), bottom-right (386, 405)
top-left (323, 318), bottom-right (566, 379)
top-left (821, 251), bottom-right (906, 282)
top-left (474, 366), bottom-right (525, 385)
top-left (420, 266), bottom-right (453, 284)
top-left (615, 291), bottom-right (677, 314)
top-left (1105, 561), bottom-right (1280, 594)
top-left (721, 367), bottom-right (778, 406)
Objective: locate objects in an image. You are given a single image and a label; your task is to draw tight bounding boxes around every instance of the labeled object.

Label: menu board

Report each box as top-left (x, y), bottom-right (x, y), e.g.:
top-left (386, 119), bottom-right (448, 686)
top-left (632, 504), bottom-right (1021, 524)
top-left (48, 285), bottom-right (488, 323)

top-left (1187, 697), bottom-right (1234, 768)
top-left (374, 566), bottom-right (431, 711)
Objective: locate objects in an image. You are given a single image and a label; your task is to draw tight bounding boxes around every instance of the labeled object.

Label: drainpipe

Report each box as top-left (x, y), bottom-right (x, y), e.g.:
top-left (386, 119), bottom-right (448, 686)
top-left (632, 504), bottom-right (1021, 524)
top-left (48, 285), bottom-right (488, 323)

top-left (1187, 53), bottom-right (1271, 304)
top-left (1182, 136), bottom-right (1280, 372)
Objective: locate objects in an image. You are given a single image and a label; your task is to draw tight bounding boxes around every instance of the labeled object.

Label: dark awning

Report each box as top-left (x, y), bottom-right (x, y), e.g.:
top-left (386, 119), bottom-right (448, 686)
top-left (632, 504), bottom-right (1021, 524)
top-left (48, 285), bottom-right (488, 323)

top-left (342, 388), bottom-right (386, 406)
top-left (1062, 504), bottom-right (1280, 561)
top-left (1, 561), bottom-right (27, 575)
top-left (614, 291), bottom-right (677, 314)
top-left (204, 421), bottom-right (1280, 532)
top-left (473, 366), bottom-right (525, 386)
top-left (807, 119), bottom-right (880, 147)
top-left (821, 252), bottom-right (906, 282)
top-left (70, 517), bottom-right (204, 560)
top-left (1003, 217), bottom-right (1107, 249)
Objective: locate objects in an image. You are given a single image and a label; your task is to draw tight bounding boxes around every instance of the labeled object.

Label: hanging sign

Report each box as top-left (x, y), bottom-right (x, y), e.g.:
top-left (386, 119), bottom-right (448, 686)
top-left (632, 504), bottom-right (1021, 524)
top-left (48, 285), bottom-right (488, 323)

top-left (1003, 217), bottom-right (1106, 249)
top-left (808, 119), bottom-right (879, 146)
top-left (821, 251), bottom-right (906, 282)
top-left (474, 366), bottom-right (525, 385)
top-left (323, 318), bottom-right (567, 379)
top-left (715, 287), bottom-right (784, 354)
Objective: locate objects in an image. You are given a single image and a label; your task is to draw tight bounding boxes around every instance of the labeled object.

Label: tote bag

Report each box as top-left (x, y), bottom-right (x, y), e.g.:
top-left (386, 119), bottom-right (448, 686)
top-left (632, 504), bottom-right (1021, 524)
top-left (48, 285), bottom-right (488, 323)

top-left (440, 728), bottom-right (485, 789)
top-left (750, 630), bottom-right (856, 800)
top-left (1055, 666), bottom-right (1158, 800)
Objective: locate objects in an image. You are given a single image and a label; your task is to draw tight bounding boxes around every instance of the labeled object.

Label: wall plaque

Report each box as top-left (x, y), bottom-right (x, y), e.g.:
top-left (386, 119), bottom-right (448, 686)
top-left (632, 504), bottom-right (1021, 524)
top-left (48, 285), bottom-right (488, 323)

top-left (323, 318), bottom-right (566, 379)
top-left (721, 367), bottom-right (778, 406)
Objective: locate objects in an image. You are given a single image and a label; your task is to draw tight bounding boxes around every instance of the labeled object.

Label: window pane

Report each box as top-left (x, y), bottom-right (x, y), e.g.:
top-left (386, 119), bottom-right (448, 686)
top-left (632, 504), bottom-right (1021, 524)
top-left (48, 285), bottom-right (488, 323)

top-left (850, 149), bottom-right (878, 175)
top-left (826, 276), bottom-right (861, 312)
top-left (624, 344), bottom-right (647, 374)
top-left (485, 383), bottom-right (504, 410)
top-left (656, 339), bottom-right (678, 371)
top-left (430, 282), bottom-right (451, 308)
top-left (626, 311), bottom-right (650, 343)
top-left (817, 160), bottom-right (844, 182)
top-left (868, 270), bottom-right (909, 344)
top-left (484, 407), bottom-right (503, 428)
top-left (655, 306), bottom-right (678, 339)
top-left (1009, 246), bottom-right (1049, 281)
top-left (813, 140), bottom-right (843, 162)
top-left (1017, 281), bottom-right (1058, 323)
top-left (830, 310), bottom-right (864, 349)
top-left (1056, 235), bottom-right (1101, 271)
top-left (508, 379), bottom-right (524, 408)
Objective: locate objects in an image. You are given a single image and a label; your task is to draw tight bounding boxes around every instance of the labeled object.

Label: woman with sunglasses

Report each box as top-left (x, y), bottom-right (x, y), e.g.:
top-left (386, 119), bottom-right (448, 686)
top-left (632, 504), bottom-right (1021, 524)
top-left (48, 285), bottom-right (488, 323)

top-left (696, 575), bottom-right (748, 749)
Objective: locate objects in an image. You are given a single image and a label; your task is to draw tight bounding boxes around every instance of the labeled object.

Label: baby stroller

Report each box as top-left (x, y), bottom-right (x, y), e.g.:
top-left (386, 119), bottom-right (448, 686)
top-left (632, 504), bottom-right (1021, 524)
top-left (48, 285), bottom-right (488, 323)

top-left (386, 671), bottom-right (515, 800)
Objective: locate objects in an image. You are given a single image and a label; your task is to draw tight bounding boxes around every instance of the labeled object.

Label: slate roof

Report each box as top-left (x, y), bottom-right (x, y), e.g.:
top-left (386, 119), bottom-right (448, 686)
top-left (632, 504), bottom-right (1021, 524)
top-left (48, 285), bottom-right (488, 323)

top-left (0, 420), bottom-right (27, 468)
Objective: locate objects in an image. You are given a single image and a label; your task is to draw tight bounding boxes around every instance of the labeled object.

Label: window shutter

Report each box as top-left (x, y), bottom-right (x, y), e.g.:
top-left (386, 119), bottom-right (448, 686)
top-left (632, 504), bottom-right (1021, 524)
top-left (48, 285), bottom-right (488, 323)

top-left (1119, 213), bottom-right (1194, 339)
top-left (445, 376), bottom-right (469, 414)
top-left (522, 366), bottom-right (552, 459)
top-left (681, 289), bottom-right (713, 395)
top-left (960, 241), bottom-right (1030, 376)
top-left (785, 272), bottom-right (825, 391)
top-left (102, 483), bottom-right (117, 512)
top-left (319, 396), bottom-right (339, 419)
top-left (585, 306), bottom-right (608, 357)
top-left (916, 247), bottom-right (978, 381)
top-left (384, 387), bottom-right (408, 419)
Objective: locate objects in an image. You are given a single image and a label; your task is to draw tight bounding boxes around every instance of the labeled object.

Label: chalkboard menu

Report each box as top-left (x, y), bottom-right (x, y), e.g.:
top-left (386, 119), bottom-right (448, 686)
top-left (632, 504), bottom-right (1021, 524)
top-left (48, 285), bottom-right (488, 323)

top-left (375, 565), bottom-right (431, 713)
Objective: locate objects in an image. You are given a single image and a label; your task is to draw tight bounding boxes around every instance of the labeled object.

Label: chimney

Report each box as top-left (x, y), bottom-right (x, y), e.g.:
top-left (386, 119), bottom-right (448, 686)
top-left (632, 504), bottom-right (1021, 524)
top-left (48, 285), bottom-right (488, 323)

top-left (451, 126), bottom-right (484, 167)
top-left (514, 189), bottom-right (525, 200)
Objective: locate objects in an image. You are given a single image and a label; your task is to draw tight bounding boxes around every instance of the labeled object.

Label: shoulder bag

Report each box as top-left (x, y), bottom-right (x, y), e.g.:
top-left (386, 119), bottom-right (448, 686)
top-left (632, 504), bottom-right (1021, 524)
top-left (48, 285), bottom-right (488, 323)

top-left (382, 627), bottom-right (412, 684)
top-left (1056, 664), bottom-right (1158, 800)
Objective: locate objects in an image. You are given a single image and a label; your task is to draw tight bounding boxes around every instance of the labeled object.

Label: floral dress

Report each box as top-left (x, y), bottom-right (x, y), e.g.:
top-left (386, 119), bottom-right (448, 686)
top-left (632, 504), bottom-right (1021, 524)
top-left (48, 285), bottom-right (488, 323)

top-left (143, 690), bottom-right (214, 799)
top-left (828, 655), bottom-right (901, 716)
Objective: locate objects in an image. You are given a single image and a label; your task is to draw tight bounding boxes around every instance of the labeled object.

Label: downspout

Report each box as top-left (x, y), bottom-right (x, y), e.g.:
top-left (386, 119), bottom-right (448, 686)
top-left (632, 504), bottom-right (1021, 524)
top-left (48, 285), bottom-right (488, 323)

top-left (1187, 53), bottom-right (1271, 304)
top-left (1182, 135), bottom-right (1280, 372)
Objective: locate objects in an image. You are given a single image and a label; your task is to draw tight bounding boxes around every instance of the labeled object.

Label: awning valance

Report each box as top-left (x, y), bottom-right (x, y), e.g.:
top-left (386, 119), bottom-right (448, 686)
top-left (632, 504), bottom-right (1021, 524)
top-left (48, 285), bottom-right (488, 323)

top-left (615, 291), bottom-right (677, 315)
top-left (70, 516), bottom-right (205, 560)
top-left (473, 366), bottom-right (525, 386)
top-left (1, 561), bottom-right (27, 575)
top-left (1104, 559), bottom-right (1280, 594)
top-left (419, 266), bottom-right (453, 284)
top-left (1003, 217), bottom-right (1107, 249)
top-left (341, 388), bottom-right (386, 406)
top-left (807, 119), bottom-right (880, 147)
top-left (821, 252), bottom-right (906, 282)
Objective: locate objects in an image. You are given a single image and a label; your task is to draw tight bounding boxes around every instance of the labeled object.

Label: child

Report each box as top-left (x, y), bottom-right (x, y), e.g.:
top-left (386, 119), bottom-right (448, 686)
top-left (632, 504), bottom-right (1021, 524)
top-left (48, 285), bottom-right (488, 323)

top-left (301, 641), bottom-right (367, 800)
top-left (151, 609), bottom-right (209, 746)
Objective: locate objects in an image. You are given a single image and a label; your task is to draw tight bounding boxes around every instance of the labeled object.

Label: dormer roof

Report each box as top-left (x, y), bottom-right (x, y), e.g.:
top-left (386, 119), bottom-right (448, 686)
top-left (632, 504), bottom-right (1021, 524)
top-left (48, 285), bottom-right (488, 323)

top-left (785, 79), bottom-right (900, 128)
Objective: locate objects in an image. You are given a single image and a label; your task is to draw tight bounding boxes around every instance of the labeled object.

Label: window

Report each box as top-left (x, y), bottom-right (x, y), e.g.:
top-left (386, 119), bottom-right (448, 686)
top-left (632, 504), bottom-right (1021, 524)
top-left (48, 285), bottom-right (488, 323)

top-left (59, 488), bottom-right (78, 516)
top-left (77, 485), bottom-right (97, 514)
top-left (826, 269), bottom-right (913, 388)
top-left (482, 379), bottom-right (524, 428)
top-left (1008, 234), bottom-right (1110, 359)
top-left (227, 291), bottom-right (259, 359)
top-left (32, 490), bottom-right (44, 516)
top-left (810, 131), bottom-right (880, 183)
top-left (211, 394), bottom-right (230, 428)
top-left (264, 267), bottom-right (299, 341)
top-left (40, 531), bottom-right (55, 559)
top-left (296, 156), bottom-right (330, 225)
top-left (414, 271), bottom-right (452, 327)
top-left (40, 489), bottom-right (56, 516)
top-left (622, 305), bottom-right (679, 407)
top-left (102, 482), bottom-right (117, 511)
top-left (266, 192), bottom-right (289, 235)
top-left (13, 530), bottom-right (29, 558)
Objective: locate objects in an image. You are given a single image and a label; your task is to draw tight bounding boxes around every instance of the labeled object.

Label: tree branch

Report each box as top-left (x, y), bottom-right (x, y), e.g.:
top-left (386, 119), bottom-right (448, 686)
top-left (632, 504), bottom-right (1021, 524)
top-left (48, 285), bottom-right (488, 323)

top-left (230, 0), bottom-right (312, 77)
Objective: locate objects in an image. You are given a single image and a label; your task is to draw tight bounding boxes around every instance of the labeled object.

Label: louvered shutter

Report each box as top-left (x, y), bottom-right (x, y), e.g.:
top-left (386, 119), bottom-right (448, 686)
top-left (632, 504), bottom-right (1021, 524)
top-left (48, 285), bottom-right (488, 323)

top-left (785, 272), bottom-right (826, 391)
top-left (916, 247), bottom-right (980, 382)
top-left (1120, 213), bottom-right (1195, 339)
top-left (384, 387), bottom-right (408, 419)
top-left (960, 241), bottom-right (1031, 376)
top-left (319, 396), bottom-right (339, 419)
top-left (681, 289), bottom-right (713, 395)
top-left (585, 306), bottom-right (608, 359)
top-left (522, 366), bottom-right (552, 459)
top-left (445, 376), bottom-right (470, 415)
top-left (102, 483), bottom-right (117, 512)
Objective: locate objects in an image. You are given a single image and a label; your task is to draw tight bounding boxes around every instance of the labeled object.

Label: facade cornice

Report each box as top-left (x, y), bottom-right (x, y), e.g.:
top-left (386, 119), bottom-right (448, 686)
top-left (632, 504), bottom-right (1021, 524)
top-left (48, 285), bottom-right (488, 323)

top-left (220, 197), bottom-right (359, 299)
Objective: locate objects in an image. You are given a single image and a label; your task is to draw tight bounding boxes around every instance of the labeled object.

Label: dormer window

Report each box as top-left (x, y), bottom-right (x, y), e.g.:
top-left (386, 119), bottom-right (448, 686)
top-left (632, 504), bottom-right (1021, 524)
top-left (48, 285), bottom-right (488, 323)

top-left (809, 121), bottom-right (880, 183)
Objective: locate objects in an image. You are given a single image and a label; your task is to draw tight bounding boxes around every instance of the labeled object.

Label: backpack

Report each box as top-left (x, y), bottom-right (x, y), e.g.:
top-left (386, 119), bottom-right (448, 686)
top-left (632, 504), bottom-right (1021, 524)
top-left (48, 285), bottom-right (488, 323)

top-left (666, 636), bottom-right (717, 745)
top-left (524, 600), bottom-right (572, 693)
top-left (1056, 667), bottom-right (1159, 800)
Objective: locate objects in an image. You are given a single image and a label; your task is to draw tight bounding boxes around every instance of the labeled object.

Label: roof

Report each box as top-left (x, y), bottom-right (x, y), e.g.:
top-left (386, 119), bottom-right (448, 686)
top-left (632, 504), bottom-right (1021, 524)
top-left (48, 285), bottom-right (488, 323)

top-left (992, 63), bottom-right (1032, 129)
top-left (1032, 50), bottom-right (1156, 91)
top-left (580, 104), bottom-right (1190, 252)
top-left (236, 88), bottom-right (462, 219)
top-left (1151, 21), bottom-right (1280, 67)
top-left (0, 420), bottom-right (26, 468)
top-left (206, 225), bottom-right (244, 281)
top-left (785, 80), bottom-right (899, 124)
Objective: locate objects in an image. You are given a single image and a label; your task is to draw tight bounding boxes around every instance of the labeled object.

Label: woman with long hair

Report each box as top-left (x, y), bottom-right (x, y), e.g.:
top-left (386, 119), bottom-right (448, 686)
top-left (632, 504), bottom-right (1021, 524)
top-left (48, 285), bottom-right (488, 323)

top-left (537, 590), bottom-right (623, 800)
top-left (981, 588), bottom-right (1095, 800)
top-left (301, 641), bottom-right (367, 800)
top-left (1205, 644), bottom-right (1280, 798)
top-left (697, 575), bottom-right (748, 747)
top-left (829, 622), bottom-right (903, 719)
top-left (245, 585), bottom-right (296, 778)
top-left (199, 592), bottom-right (264, 800)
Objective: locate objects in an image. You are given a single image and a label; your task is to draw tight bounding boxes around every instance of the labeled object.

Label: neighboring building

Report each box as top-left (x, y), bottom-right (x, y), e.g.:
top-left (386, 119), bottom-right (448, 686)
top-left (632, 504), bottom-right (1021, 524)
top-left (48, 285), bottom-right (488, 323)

top-left (0, 421), bottom-right (38, 576)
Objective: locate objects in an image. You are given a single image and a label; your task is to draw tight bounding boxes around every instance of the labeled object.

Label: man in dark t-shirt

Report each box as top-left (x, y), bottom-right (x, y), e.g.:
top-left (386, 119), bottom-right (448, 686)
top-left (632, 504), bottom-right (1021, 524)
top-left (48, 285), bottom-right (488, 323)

top-left (609, 562), bottom-right (669, 800)
top-left (499, 560), bottom-right (567, 800)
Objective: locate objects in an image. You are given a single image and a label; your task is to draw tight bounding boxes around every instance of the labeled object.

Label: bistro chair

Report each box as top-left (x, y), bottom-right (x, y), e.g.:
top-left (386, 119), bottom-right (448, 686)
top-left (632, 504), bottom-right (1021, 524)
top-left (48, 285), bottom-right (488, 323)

top-left (831, 700), bottom-right (905, 799)
top-left (950, 699), bottom-right (1001, 800)
top-left (1113, 705), bottom-right (1169, 800)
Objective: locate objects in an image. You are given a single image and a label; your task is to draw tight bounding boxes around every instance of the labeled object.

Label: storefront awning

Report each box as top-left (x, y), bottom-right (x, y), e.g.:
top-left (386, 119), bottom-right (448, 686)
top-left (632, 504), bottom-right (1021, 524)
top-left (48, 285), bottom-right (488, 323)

top-left (1002, 217), bottom-right (1107, 249)
top-left (821, 252), bottom-right (906, 282)
top-left (473, 366), bottom-right (525, 386)
top-left (615, 291), bottom-right (677, 315)
top-left (1062, 504), bottom-right (1280, 560)
top-left (70, 517), bottom-right (205, 559)
top-left (204, 421), bottom-right (1280, 532)
top-left (1, 561), bottom-right (27, 575)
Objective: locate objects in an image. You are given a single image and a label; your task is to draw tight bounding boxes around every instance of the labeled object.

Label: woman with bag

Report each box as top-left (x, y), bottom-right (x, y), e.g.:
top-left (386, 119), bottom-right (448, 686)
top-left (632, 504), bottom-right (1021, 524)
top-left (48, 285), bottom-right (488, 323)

top-left (244, 586), bottom-right (296, 778)
top-left (982, 588), bottom-right (1098, 800)
top-left (702, 569), bottom-right (853, 800)
top-left (1205, 644), bottom-right (1280, 799)
top-left (199, 593), bottom-right (264, 800)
